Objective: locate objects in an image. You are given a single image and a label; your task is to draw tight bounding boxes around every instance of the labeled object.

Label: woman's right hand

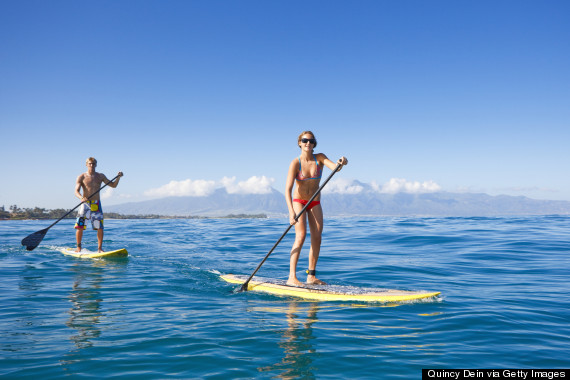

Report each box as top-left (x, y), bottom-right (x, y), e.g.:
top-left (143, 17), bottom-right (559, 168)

top-left (289, 213), bottom-right (298, 225)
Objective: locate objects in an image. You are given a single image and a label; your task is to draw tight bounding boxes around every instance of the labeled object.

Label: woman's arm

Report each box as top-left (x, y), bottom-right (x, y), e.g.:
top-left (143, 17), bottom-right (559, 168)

top-left (285, 159), bottom-right (299, 225)
top-left (318, 153), bottom-right (348, 171)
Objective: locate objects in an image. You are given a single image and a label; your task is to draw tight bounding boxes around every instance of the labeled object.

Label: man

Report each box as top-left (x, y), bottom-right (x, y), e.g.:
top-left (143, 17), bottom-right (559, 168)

top-left (75, 157), bottom-right (123, 252)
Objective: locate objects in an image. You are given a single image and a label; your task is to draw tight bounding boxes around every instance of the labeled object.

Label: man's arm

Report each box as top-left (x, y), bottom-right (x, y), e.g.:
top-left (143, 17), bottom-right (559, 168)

top-left (102, 172), bottom-right (123, 188)
top-left (75, 174), bottom-right (87, 202)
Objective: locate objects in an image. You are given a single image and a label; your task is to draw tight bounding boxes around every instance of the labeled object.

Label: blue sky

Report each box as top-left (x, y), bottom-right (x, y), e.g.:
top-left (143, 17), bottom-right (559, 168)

top-left (1, 0), bottom-right (569, 209)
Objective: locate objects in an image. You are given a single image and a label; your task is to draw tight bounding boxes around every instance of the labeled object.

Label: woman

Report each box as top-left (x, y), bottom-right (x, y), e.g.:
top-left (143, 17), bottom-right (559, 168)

top-left (285, 131), bottom-right (348, 286)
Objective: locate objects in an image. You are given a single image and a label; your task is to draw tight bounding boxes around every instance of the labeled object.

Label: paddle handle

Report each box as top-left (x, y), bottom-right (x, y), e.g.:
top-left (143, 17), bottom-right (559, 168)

top-left (240, 162), bottom-right (342, 291)
top-left (45, 174), bottom-right (121, 229)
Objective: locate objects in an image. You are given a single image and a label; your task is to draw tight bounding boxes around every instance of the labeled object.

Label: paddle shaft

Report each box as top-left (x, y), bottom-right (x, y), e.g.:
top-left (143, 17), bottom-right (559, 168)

top-left (240, 163), bottom-right (342, 291)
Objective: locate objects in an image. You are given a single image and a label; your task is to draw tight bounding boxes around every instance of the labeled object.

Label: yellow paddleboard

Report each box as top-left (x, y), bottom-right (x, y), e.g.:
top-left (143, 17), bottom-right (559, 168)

top-left (59, 247), bottom-right (128, 259)
top-left (221, 274), bottom-right (440, 302)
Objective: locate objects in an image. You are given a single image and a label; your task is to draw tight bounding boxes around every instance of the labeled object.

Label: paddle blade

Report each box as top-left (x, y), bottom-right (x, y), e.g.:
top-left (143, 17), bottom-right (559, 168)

top-left (21, 228), bottom-right (49, 251)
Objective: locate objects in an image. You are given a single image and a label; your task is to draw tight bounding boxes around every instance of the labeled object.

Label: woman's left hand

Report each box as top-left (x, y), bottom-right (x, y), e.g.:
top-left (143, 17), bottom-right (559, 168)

top-left (337, 156), bottom-right (348, 166)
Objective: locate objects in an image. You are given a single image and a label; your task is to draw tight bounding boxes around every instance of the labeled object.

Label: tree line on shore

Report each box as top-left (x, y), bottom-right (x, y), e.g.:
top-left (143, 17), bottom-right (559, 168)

top-left (0, 205), bottom-right (266, 220)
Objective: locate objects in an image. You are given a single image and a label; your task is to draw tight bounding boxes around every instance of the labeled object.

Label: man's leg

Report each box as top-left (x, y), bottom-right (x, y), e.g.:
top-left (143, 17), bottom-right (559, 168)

top-left (76, 228), bottom-right (83, 252)
top-left (97, 228), bottom-right (104, 252)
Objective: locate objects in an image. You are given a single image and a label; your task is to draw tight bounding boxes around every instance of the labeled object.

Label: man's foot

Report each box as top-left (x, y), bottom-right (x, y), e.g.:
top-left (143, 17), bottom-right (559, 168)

top-left (75, 246), bottom-right (82, 253)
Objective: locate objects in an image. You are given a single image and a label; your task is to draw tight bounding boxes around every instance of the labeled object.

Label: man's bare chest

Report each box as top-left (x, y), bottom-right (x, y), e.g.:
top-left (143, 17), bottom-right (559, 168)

top-left (83, 174), bottom-right (103, 188)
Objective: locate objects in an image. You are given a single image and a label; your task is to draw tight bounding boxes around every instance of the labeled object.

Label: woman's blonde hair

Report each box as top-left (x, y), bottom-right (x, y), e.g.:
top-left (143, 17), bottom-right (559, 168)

top-left (297, 131), bottom-right (317, 148)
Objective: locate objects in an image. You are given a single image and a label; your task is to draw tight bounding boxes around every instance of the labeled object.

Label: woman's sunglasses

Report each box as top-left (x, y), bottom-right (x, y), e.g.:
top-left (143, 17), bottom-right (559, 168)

top-left (301, 138), bottom-right (316, 144)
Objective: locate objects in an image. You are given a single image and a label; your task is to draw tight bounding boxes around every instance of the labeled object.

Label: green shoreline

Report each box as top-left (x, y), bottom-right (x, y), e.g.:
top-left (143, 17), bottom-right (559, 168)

top-left (0, 206), bottom-right (266, 221)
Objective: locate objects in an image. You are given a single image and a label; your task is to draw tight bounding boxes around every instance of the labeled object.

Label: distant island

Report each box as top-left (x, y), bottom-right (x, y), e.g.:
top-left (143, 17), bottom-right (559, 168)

top-left (0, 205), bottom-right (266, 221)
top-left (105, 184), bottom-right (570, 217)
top-left (4, 182), bottom-right (570, 219)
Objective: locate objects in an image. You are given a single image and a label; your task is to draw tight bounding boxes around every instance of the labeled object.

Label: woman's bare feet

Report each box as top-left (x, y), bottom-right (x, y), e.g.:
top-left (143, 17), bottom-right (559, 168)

top-left (306, 275), bottom-right (327, 285)
top-left (287, 277), bottom-right (304, 286)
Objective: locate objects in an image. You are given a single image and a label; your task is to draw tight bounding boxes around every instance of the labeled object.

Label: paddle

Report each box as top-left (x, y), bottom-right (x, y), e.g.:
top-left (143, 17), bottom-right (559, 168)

top-left (239, 162), bottom-right (342, 292)
top-left (21, 174), bottom-right (121, 251)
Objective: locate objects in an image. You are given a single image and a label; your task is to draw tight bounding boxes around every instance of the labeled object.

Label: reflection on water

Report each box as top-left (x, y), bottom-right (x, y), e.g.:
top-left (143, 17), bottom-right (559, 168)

top-left (259, 301), bottom-right (320, 379)
top-left (255, 299), bottom-right (437, 379)
top-left (65, 262), bottom-right (105, 350)
top-left (59, 259), bottom-right (128, 372)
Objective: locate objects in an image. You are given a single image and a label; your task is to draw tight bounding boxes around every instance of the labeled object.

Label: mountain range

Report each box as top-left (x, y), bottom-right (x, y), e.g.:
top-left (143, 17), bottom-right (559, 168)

top-left (107, 181), bottom-right (570, 217)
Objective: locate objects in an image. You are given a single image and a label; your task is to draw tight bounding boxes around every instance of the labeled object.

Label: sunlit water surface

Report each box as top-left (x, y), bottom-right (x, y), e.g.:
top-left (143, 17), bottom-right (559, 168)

top-left (1, 216), bottom-right (569, 378)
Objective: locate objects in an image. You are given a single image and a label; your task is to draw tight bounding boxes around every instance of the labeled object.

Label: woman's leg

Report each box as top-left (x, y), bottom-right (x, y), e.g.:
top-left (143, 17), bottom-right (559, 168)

top-left (306, 204), bottom-right (325, 284)
top-left (287, 201), bottom-right (307, 286)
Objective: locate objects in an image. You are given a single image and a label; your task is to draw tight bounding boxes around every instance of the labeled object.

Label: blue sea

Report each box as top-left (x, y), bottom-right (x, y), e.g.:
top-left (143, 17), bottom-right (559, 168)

top-left (1, 216), bottom-right (569, 379)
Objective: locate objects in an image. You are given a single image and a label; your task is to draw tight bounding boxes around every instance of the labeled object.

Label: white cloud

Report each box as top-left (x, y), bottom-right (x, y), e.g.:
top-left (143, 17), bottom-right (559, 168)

top-left (143, 176), bottom-right (275, 198)
top-left (376, 178), bottom-right (441, 194)
top-left (141, 176), bottom-right (441, 199)
top-left (101, 187), bottom-right (114, 200)
top-left (101, 187), bottom-right (133, 200)
top-left (144, 179), bottom-right (217, 197)
top-left (221, 176), bottom-right (274, 194)
top-left (324, 178), bottom-right (364, 194)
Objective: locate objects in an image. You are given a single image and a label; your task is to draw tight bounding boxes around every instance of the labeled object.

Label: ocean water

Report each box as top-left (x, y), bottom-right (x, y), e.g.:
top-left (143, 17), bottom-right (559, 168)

top-left (1, 216), bottom-right (569, 379)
